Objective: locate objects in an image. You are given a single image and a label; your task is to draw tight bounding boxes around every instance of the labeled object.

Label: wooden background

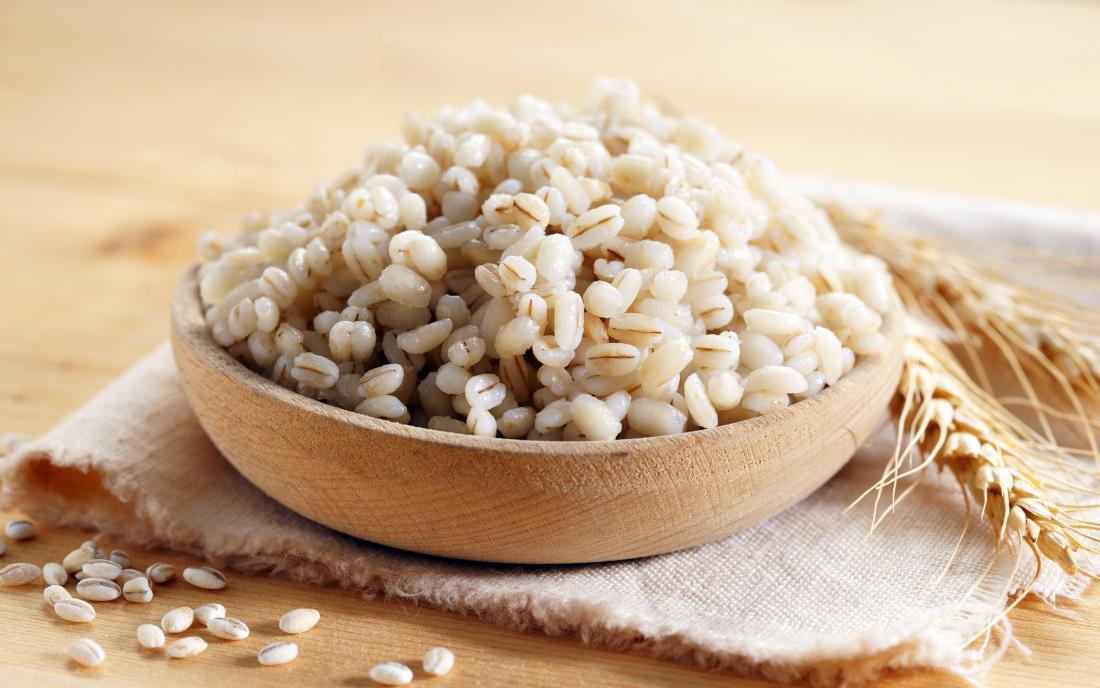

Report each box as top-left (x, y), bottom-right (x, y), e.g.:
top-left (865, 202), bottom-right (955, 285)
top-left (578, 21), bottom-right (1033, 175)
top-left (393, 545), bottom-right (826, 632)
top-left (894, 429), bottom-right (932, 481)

top-left (1, 0), bottom-right (1099, 685)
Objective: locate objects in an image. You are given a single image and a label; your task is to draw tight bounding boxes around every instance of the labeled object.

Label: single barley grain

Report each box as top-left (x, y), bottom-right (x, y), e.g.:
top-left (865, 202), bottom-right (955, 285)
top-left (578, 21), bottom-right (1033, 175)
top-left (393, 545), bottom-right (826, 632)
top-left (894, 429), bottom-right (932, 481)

top-left (137, 623), bottom-right (166, 649)
top-left (369, 662), bottom-right (414, 686)
top-left (161, 606), bottom-right (195, 633)
top-left (145, 562), bottom-right (176, 584)
top-left (122, 576), bottom-right (153, 603)
top-left (166, 636), bottom-right (207, 659)
top-left (4, 519), bottom-right (36, 540)
top-left (76, 578), bottom-right (121, 602)
top-left (67, 638), bottom-right (106, 668)
top-left (116, 569), bottom-right (145, 585)
top-left (43, 562), bottom-right (68, 586)
top-left (194, 602), bottom-right (226, 626)
top-left (43, 584), bottom-right (71, 604)
top-left (279, 608), bottom-right (320, 634)
top-left (54, 598), bottom-right (96, 623)
top-left (208, 617), bottom-right (250, 640)
top-left (182, 566), bottom-right (227, 590)
top-left (108, 550), bottom-right (131, 568)
top-left (423, 646), bottom-right (455, 676)
top-left (63, 544), bottom-right (95, 573)
top-left (82, 559), bottom-right (122, 580)
top-left (258, 641), bottom-right (299, 666)
top-left (0, 562), bottom-right (41, 586)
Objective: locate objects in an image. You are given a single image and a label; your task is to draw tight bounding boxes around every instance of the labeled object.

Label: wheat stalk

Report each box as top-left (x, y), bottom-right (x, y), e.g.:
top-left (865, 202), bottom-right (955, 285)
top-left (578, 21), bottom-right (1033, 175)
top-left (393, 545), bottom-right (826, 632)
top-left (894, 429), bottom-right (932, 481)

top-left (830, 205), bottom-right (1100, 463)
top-left (828, 207), bottom-right (1100, 596)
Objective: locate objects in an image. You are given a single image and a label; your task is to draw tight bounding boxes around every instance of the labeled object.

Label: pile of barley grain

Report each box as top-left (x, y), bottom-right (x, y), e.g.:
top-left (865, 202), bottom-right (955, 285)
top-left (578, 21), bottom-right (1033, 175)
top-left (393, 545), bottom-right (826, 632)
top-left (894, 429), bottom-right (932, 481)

top-left (1, 517), bottom-right (452, 682)
top-left (196, 78), bottom-right (891, 440)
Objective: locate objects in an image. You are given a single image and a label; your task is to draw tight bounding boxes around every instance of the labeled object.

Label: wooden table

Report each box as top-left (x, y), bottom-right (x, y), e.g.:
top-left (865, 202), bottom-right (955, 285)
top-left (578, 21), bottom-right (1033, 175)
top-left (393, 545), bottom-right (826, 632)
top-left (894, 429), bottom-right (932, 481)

top-left (2, 0), bottom-right (1098, 685)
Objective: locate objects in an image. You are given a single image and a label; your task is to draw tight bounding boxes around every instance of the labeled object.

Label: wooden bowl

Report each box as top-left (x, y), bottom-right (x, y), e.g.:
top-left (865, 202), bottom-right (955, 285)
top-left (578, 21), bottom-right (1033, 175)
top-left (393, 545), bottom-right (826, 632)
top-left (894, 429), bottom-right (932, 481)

top-left (171, 267), bottom-right (905, 564)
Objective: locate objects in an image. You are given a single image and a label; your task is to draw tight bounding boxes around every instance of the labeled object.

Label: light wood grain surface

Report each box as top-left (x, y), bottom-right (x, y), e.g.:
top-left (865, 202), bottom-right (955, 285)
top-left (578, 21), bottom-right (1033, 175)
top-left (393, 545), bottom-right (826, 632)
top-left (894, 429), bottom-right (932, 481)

top-left (2, 0), bottom-right (1099, 685)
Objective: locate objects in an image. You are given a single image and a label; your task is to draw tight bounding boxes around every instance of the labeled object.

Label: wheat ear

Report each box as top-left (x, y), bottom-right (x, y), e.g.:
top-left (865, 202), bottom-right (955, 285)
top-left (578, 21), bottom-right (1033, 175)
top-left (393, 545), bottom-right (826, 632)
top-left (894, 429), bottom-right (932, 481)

top-left (867, 314), bottom-right (1100, 586)
top-left (829, 205), bottom-right (1100, 465)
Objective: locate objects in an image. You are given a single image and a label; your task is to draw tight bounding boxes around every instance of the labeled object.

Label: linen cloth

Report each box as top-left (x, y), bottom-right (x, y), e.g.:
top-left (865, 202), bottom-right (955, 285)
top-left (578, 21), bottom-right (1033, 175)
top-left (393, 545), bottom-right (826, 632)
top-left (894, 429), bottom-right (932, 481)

top-left (3, 179), bottom-right (1098, 685)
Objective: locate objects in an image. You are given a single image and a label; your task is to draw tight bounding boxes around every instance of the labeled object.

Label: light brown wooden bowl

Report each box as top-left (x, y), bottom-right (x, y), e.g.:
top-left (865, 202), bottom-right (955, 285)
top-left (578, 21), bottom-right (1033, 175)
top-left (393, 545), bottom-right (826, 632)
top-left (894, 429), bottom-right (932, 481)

top-left (171, 267), bottom-right (905, 564)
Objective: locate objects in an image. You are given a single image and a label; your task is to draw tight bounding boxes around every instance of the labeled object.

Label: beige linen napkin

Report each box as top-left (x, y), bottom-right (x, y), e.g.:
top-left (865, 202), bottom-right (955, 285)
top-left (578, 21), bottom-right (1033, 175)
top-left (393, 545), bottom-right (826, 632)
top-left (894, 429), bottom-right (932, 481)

top-left (2, 180), bottom-right (1098, 686)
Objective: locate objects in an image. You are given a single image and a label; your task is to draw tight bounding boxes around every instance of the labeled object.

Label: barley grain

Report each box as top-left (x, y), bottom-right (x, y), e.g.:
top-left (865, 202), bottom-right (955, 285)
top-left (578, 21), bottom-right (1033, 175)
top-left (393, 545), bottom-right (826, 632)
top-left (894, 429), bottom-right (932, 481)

top-left (182, 566), bottom-right (227, 590)
top-left (161, 606), bottom-right (195, 633)
top-left (44, 584), bottom-right (71, 604)
top-left (279, 608), bottom-right (320, 634)
top-left (166, 636), bottom-right (207, 659)
top-left (54, 598), bottom-right (95, 623)
top-left (4, 519), bottom-right (36, 540)
top-left (122, 576), bottom-right (153, 603)
top-left (82, 559), bottom-right (122, 580)
top-left (43, 562), bottom-right (68, 586)
top-left (423, 647), bottom-right (455, 676)
top-left (145, 562), bottom-right (176, 584)
top-left (258, 641), bottom-right (299, 666)
top-left (68, 638), bottom-right (106, 668)
top-left (77, 577), bottom-right (121, 601)
top-left (209, 617), bottom-right (250, 640)
top-left (0, 562), bottom-right (41, 586)
top-left (137, 623), bottom-right (166, 649)
top-left (369, 662), bottom-right (414, 686)
top-left (194, 602), bottom-right (227, 626)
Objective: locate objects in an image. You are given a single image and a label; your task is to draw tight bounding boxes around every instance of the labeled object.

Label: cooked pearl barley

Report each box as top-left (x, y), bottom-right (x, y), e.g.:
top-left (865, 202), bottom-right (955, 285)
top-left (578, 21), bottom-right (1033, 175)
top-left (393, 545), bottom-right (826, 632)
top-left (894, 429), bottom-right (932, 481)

top-left (423, 647), bottom-right (455, 676)
top-left (183, 566), bottom-right (227, 590)
top-left (369, 662), bottom-right (414, 686)
top-left (0, 562), bottom-right (41, 586)
top-left (640, 339), bottom-right (693, 388)
top-left (44, 584), bottom-right (71, 604)
top-left (684, 373), bottom-right (718, 429)
top-left (194, 602), bottom-right (227, 626)
top-left (258, 641), bottom-right (299, 666)
top-left (54, 598), bottom-right (96, 623)
top-left (43, 562), bottom-right (68, 586)
top-left (197, 80), bottom-right (889, 438)
top-left (166, 636), bottom-right (207, 659)
top-left (745, 366), bottom-right (810, 395)
top-left (209, 617), bottom-right (250, 640)
top-left (137, 623), bottom-right (166, 649)
top-left (571, 394), bottom-right (621, 441)
top-left (68, 638), bottom-right (106, 668)
top-left (122, 576), bottom-right (153, 603)
top-left (397, 319), bottom-right (453, 355)
top-left (279, 608), bottom-right (321, 634)
top-left (107, 550), bottom-right (131, 568)
top-left (465, 373), bottom-right (507, 410)
top-left (627, 398), bottom-right (688, 437)
top-left (585, 343), bottom-right (641, 377)
top-left (145, 562), bottom-right (176, 584)
top-left (356, 395), bottom-right (407, 419)
top-left (82, 559), bottom-right (122, 580)
top-left (656, 196), bottom-right (700, 240)
top-left (291, 352), bottom-right (340, 389)
top-left (161, 606), bottom-right (195, 633)
top-left (4, 519), bottom-right (36, 540)
top-left (466, 407), bottom-right (498, 437)
top-left (77, 577), bottom-right (121, 601)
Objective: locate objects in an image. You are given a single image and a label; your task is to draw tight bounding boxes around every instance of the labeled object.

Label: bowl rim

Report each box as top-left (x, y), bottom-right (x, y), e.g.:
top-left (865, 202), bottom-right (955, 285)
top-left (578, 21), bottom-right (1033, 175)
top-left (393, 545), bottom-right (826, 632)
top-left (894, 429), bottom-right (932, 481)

top-left (173, 265), bottom-right (904, 457)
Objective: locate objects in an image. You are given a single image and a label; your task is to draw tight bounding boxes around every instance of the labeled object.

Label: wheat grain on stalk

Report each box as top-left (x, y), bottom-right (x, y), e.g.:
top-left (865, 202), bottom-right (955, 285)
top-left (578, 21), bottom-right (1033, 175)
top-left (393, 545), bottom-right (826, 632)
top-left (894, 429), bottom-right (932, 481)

top-left (834, 207), bottom-right (1100, 603)
top-left (831, 205), bottom-right (1100, 457)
